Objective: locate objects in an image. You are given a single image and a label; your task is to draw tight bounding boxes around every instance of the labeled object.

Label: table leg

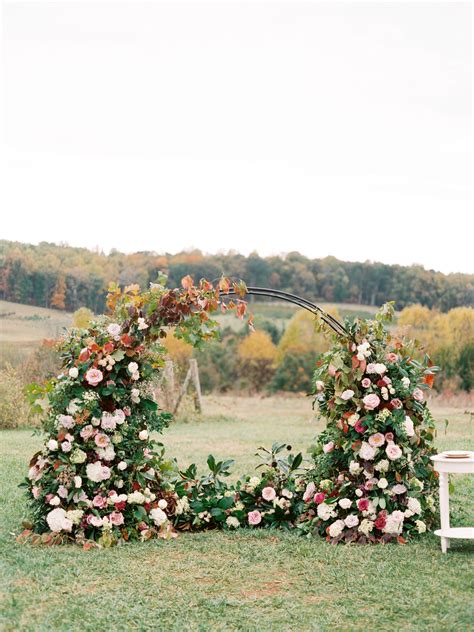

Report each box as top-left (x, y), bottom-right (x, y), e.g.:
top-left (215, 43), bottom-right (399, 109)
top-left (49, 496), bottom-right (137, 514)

top-left (439, 471), bottom-right (450, 553)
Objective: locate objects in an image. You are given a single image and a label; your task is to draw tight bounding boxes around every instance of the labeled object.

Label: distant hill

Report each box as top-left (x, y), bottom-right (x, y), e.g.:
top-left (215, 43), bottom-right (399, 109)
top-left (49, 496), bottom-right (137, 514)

top-left (0, 240), bottom-right (472, 314)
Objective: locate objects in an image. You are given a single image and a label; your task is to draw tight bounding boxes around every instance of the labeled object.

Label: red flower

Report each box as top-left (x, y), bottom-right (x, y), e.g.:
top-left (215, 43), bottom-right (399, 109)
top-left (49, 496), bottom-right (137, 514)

top-left (144, 502), bottom-right (151, 512)
top-left (374, 512), bottom-right (387, 530)
top-left (78, 348), bottom-right (91, 362)
top-left (103, 341), bottom-right (114, 354)
top-left (385, 432), bottom-right (394, 442)
top-left (121, 333), bottom-right (134, 347)
top-left (390, 398), bottom-right (403, 409)
top-left (354, 419), bottom-right (366, 433)
top-left (314, 492), bottom-right (326, 504)
top-left (357, 498), bottom-right (369, 511)
top-left (115, 501), bottom-right (126, 511)
top-left (132, 482), bottom-right (141, 491)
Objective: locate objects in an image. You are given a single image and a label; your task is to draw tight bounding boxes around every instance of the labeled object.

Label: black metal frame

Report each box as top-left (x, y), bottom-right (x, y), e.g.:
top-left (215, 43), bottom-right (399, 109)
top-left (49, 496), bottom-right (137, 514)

top-left (220, 286), bottom-right (348, 338)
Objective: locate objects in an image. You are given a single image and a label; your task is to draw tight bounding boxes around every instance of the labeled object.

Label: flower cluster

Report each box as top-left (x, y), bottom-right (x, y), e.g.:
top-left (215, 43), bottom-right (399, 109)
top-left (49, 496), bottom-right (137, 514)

top-left (172, 445), bottom-right (304, 531)
top-left (22, 278), bottom-right (249, 546)
top-left (301, 303), bottom-right (438, 543)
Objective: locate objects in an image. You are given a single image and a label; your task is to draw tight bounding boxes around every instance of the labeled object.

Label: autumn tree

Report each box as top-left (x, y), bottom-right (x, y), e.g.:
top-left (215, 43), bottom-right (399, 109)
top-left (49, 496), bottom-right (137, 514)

top-left (237, 330), bottom-right (277, 391)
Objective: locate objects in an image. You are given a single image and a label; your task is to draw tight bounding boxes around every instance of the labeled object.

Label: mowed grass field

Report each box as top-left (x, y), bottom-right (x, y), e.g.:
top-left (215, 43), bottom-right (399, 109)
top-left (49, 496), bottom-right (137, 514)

top-left (1, 395), bottom-right (473, 632)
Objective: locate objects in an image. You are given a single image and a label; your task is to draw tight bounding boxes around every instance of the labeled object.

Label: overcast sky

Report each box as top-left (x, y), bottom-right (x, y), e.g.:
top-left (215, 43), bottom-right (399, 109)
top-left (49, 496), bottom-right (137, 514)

top-left (1, 1), bottom-right (472, 273)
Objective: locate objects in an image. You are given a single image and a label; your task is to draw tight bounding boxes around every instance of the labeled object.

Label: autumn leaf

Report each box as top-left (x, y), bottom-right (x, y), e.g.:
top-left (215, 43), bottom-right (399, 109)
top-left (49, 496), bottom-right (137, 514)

top-left (181, 275), bottom-right (194, 289)
top-left (423, 373), bottom-right (435, 388)
top-left (248, 313), bottom-right (255, 332)
top-left (236, 301), bottom-right (247, 319)
top-left (218, 276), bottom-right (231, 293)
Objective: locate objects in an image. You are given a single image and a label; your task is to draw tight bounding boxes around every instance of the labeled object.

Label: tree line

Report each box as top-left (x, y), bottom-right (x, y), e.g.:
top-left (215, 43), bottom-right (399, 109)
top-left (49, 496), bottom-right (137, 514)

top-left (0, 240), bottom-right (472, 313)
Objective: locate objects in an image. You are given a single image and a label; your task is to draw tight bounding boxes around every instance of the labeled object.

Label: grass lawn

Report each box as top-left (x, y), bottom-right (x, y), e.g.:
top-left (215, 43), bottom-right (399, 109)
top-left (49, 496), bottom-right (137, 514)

top-left (1, 395), bottom-right (473, 631)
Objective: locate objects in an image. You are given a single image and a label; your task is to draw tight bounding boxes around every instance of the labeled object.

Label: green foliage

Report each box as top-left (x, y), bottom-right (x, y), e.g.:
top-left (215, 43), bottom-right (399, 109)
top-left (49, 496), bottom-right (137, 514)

top-left (270, 351), bottom-right (319, 393)
top-left (1, 240), bottom-right (472, 313)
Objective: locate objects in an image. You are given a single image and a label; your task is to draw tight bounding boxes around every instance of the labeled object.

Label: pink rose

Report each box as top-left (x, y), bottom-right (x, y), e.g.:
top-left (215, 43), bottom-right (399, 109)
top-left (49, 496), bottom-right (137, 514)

top-left (303, 482), bottom-right (316, 502)
top-left (110, 511), bottom-right (124, 526)
top-left (363, 393), bottom-right (380, 411)
top-left (412, 387), bottom-right (424, 402)
top-left (354, 419), bottom-right (366, 433)
top-left (93, 494), bottom-right (107, 508)
top-left (368, 433), bottom-right (385, 448)
top-left (80, 425), bottom-right (96, 440)
top-left (386, 353), bottom-right (398, 363)
top-left (95, 433), bottom-right (110, 448)
top-left (341, 389), bottom-right (354, 401)
top-left (85, 368), bottom-right (104, 387)
top-left (32, 486), bottom-right (41, 499)
top-left (323, 441), bottom-right (335, 454)
top-left (366, 363), bottom-right (377, 374)
top-left (357, 498), bottom-right (369, 511)
top-left (364, 478), bottom-right (378, 491)
top-left (386, 443), bottom-right (403, 460)
top-left (390, 398), bottom-right (403, 409)
top-left (328, 364), bottom-right (337, 377)
top-left (314, 492), bottom-right (326, 504)
top-left (262, 486), bottom-right (276, 502)
top-left (123, 407), bottom-right (131, 416)
top-left (361, 378), bottom-right (371, 388)
top-left (248, 510), bottom-right (262, 526)
top-left (385, 432), bottom-right (394, 442)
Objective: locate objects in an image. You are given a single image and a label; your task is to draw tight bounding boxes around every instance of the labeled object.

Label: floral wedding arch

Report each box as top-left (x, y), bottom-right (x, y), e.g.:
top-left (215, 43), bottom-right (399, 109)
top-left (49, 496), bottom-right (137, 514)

top-left (21, 276), bottom-right (438, 548)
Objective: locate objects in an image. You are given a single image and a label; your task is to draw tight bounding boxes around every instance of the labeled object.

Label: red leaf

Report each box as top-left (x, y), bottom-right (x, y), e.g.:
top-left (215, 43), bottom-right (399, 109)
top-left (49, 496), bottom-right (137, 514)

top-left (181, 275), bottom-right (194, 289)
top-left (236, 302), bottom-right (247, 319)
top-left (352, 355), bottom-right (360, 369)
top-left (424, 373), bottom-right (435, 388)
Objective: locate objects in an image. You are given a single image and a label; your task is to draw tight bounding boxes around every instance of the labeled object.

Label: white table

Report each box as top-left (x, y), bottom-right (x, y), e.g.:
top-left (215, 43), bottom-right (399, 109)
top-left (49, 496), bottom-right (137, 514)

top-left (430, 452), bottom-right (474, 553)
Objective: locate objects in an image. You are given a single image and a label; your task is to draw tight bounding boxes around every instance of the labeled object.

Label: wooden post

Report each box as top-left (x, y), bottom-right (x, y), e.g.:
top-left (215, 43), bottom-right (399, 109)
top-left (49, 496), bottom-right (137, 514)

top-left (172, 359), bottom-right (202, 416)
top-left (190, 358), bottom-right (202, 413)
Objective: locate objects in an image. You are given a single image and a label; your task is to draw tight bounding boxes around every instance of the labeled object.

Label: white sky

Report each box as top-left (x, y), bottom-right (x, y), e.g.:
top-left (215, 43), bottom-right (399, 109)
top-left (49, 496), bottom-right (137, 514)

top-left (1, 1), bottom-right (472, 273)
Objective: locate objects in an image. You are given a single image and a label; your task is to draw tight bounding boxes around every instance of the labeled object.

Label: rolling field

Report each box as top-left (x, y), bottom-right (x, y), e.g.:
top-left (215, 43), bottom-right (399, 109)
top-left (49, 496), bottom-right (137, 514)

top-left (1, 395), bottom-right (473, 631)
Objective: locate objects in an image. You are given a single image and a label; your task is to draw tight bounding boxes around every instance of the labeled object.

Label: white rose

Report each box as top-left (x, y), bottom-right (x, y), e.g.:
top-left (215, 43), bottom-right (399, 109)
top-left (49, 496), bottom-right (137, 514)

top-left (328, 520), bottom-right (345, 537)
top-left (375, 363), bottom-right (387, 374)
top-left (401, 376), bottom-right (410, 388)
top-left (158, 499), bottom-right (168, 510)
top-left (73, 476), bottom-right (82, 488)
top-left (359, 442), bottom-right (376, 461)
top-left (128, 362), bottom-right (139, 374)
top-left (150, 507), bottom-right (167, 526)
top-left (107, 323), bottom-right (121, 337)
top-left (338, 498), bottom-right (352, 509)
top-left (49, 496), bottom-right (60, 506)
top-left (47, 439), bottom-right (58, 451)
top-left (377, 478), bottom-right (388, 489)
top-left (46, 508), bottom-right (73, 532)
top-left (117, 461), bottom-right (128, 471)
top-left (344, 514), bottom-right (359, 528)
top-left (349, 461), bottom-right (362, 475)
top-left (407, 497), bottom-right (421, 515)
top-left (138, 429), bottom-right (149, 440)
top-left (86, 461), bottom-right (111, 483)
top-left (315, 380), bottom-right (325, 391)
top-left (341, 389), bottom-right (355, 401)
top-left (68, 367), bottom-right (79, 379)
top-left (226, 516), bottom-right (240, 529)
top-left (415, 520), bottom-right (426, 533)
top-left (403, 416), bottom-right (415, 437)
